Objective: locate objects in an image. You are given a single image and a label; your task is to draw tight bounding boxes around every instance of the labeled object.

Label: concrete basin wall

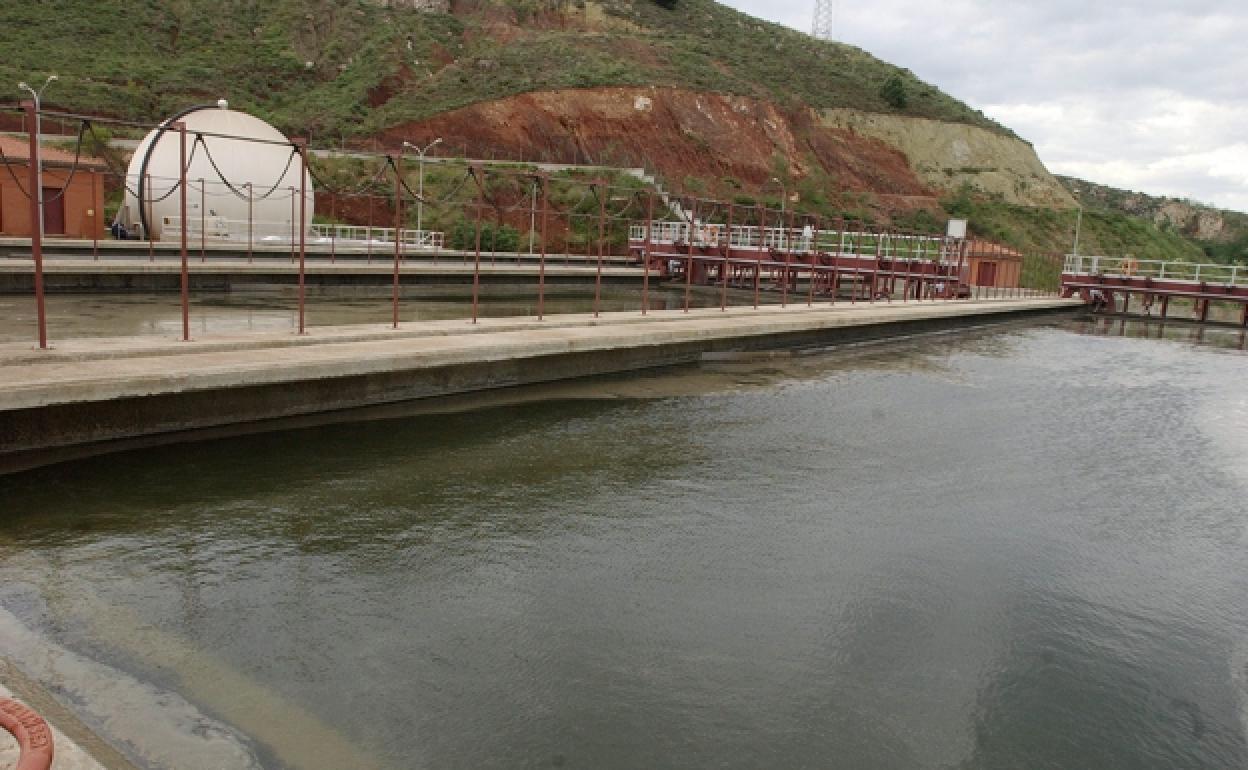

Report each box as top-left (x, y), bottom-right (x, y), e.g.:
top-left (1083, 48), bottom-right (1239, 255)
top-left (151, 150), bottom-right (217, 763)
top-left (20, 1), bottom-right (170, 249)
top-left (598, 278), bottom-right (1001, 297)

top-left (0, 299), bottom-right (1080, 473)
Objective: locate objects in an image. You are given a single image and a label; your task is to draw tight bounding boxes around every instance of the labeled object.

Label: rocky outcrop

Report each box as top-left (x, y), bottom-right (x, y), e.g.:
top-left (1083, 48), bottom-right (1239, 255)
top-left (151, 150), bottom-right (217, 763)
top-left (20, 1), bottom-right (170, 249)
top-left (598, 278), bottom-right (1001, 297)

top-left (817, 109), bottom-right (1075, 208)
top-left (1154, 200), bottom-right (1226, 240)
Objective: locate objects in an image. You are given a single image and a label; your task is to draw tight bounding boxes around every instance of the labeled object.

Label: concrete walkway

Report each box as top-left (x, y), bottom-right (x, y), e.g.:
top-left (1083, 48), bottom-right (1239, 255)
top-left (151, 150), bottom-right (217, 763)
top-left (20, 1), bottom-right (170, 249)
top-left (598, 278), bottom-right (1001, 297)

top-left (0, 296), bottom-right (1081, 471)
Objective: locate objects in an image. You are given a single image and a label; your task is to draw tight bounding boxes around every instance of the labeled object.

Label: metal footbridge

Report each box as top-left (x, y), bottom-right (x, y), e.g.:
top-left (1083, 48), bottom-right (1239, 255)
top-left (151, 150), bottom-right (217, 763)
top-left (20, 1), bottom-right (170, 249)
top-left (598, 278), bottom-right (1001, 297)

top-left (628, 221), bottom-right (974, 301)
top-left (1060, 254), bottom-right (1248, 325)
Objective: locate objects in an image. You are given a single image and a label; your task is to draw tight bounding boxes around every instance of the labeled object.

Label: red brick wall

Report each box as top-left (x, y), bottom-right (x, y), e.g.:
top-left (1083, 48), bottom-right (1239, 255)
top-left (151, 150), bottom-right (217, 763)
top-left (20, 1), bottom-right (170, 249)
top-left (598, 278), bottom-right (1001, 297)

top-left (0, 167), bottom-right (103, 238)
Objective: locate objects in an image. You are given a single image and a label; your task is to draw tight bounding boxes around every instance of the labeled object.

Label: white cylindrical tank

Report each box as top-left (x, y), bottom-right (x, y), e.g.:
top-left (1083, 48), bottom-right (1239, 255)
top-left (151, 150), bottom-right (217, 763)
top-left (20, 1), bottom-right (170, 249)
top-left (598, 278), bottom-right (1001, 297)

top-left (123, 103), bottom-right (313, 242)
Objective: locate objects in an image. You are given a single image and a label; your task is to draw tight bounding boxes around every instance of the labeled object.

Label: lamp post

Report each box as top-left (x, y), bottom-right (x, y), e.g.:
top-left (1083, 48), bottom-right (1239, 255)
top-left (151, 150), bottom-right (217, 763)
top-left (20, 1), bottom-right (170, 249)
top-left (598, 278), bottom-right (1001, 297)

top-left (403, 137), bottom-right (442, 248)
top-left (1071, 187), bottom-right (1083, 258)
top-left (17, 74), bottom-right (58, 240)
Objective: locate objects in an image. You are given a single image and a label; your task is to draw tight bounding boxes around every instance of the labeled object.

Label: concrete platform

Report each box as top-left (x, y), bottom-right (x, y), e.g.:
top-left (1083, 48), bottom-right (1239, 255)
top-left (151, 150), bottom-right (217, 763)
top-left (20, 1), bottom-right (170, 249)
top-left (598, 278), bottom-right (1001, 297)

top-left (0, 296), bottom-right (1081, 473)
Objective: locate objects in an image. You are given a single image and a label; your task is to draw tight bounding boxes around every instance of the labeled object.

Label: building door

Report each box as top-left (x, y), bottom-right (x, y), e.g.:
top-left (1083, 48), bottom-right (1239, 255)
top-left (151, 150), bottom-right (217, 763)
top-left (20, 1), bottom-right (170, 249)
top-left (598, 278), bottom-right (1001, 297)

top-left (976, 260), bottom-right (997, 287)
top-left (41, 187), bottom-right (65, 235)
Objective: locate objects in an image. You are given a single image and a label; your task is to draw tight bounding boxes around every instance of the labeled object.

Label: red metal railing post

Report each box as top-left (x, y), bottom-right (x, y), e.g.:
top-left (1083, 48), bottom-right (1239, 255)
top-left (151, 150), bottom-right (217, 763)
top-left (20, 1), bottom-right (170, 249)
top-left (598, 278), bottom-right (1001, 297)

top-left (721, 202), bottom-right (733, 312)
top-left (472, 165), bottom-right (483, 324)
top-left (177, 122), bottom-right (190, 342)
top-left (902, 226), bottom-right (911, 302)
top-left (22, 101), bottom-right (48, 350)
top-left (782, 205), bottom-right (795, 307)
top-left (392, 152), bottom-right (403, 329)
top-left (642, 191), bottom-right (654, 315)
top-left (808, 215), bottom-right (819, 307)
top-left (594, 178), bottom-right (606, 318)
top-left (994, 241), bottom-right (1001, 299)
top-left (754, 203), bottom-right (763, 310)
top-left (849, 220), bottom-right (858, 305)
top-left (955, 236), bottom-right (966, 301)
top-left (684, 196), bottom-right (696, 313)
top-left (295, 138), bottom-right (308, 335)
top-left (869, 223), bottom-right (881, 304)
top-left (538, 173), bottom-right (548, 320)
top-left (831, 215), bottom-right (842, 306)
top-left (944, 231), bottom-right (956, 302)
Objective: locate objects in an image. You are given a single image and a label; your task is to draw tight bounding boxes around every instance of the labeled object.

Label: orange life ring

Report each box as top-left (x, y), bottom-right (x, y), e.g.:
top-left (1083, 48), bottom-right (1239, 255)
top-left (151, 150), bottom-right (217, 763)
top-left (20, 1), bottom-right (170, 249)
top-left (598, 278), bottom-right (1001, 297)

top-left (1121, 257), bottom-right (1139, 276)
top-left (0, 698), bottom-right (54, 770)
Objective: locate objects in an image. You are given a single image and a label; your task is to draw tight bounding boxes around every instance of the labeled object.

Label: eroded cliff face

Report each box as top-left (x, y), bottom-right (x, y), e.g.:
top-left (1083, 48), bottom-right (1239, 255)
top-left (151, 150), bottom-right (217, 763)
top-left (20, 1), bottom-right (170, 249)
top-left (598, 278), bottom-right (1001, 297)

top-left (385, 86), bottom-right (1072, 211)
top-left (818, 109), bottom-right (1075, 208)
top-left (1153, 201), bottom-right (1226, 240)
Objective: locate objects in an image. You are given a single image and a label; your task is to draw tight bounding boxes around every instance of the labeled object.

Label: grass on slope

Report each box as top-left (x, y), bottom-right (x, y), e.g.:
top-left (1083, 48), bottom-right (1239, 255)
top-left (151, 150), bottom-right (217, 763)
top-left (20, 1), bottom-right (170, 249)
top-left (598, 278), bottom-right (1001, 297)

top-left (0, 0), bottom-right (1009, 140)
top-left (945, 190), bottom-right (1205, 261)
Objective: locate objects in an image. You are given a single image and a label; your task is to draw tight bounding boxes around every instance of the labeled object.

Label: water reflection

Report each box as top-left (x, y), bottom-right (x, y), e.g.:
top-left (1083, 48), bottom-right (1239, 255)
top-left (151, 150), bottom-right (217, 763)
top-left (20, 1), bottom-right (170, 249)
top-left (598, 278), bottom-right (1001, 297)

top-left (1075, 316), bottom-right (1247, 351)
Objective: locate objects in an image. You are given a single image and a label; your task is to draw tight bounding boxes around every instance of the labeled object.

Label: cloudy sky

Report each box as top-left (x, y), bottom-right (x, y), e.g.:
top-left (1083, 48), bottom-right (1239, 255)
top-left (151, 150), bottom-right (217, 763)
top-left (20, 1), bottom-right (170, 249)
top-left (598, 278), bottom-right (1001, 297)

top-left (722, 0), bottom-right (1248, 212)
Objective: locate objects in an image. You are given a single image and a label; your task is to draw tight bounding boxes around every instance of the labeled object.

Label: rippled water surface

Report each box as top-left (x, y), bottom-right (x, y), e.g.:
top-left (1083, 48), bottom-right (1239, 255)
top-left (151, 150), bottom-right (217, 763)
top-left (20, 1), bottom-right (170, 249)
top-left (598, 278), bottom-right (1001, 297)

top-left (1, 318), bottom-right (1246, 769)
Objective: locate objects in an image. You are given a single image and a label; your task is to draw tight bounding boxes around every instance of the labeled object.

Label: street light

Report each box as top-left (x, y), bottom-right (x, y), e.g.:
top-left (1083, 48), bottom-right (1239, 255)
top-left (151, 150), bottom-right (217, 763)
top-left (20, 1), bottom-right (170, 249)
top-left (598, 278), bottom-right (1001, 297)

top-left (403, 137), bottom-right (442, 248)
top-left (17, 74), bottom-right (58, 240)
top-left (1071, 187), bottom-right (1084, 275)
top-left (1071, 187), bottom-right (1083, 257)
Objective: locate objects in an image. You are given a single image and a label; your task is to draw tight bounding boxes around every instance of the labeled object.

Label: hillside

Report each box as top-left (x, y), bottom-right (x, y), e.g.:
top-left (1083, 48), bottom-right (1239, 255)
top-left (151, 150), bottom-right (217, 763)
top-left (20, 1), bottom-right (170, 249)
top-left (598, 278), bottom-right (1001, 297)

top-left (0, 0), bottom-right (1007, 137)
top-left (3, 0), bottom-right (1235, 270)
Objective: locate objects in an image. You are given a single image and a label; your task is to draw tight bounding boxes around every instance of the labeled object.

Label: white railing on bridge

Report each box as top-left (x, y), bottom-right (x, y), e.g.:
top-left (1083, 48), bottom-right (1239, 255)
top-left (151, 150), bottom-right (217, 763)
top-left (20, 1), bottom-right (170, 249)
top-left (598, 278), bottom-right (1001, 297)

top-left (310, 224), bottom-right (444, 251)
top-left (1063, 254), bottom-right (1244, 287)
top-left (629, 221), bottom-right (956, 262)
top-left (159, 216), bottom-right (444, 250)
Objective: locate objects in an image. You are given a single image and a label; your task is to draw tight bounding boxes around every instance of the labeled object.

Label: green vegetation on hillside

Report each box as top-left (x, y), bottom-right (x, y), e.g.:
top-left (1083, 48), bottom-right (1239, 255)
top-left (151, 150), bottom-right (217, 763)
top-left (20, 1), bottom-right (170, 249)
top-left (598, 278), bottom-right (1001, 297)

top-left (1056, 176), bottom-right (1248, 265)
top-left (944, 188), bottom-right (1205, 261)
top-left (0, 0), bottom-right (1009, 139)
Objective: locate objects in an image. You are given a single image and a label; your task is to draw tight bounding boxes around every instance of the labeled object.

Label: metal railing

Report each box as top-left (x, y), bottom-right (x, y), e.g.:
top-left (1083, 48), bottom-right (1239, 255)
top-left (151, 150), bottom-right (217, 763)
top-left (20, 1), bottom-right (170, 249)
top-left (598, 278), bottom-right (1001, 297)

top-left (311, 224), bottom-right (444, 250)
top-left (159, 216), bottom-right (444, 250)
top-left (1063, 254), bottom-right (1245, 286)
top-left (628, 222), bottom-right (954, 262)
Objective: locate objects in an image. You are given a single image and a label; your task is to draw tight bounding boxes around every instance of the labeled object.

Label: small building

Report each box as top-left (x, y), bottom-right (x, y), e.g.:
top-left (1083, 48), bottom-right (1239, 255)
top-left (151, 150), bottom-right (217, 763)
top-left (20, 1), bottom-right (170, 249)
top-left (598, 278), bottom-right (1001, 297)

top-left (0, 136), bottom-right (107, 238)
top-left (959, 239), bottom-right (1023, 288)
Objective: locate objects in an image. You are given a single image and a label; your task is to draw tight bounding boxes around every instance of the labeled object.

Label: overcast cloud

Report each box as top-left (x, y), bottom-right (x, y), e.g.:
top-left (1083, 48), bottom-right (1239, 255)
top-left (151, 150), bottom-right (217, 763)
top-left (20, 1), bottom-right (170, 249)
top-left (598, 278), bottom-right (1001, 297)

top-left (721, 0), bottom-right (1248, 212)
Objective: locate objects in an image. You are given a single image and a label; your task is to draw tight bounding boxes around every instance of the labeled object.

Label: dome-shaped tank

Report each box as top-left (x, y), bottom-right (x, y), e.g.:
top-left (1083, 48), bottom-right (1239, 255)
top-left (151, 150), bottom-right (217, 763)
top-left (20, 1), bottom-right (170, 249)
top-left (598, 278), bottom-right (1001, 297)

top-left (123, 103), bottom-right (313, 242)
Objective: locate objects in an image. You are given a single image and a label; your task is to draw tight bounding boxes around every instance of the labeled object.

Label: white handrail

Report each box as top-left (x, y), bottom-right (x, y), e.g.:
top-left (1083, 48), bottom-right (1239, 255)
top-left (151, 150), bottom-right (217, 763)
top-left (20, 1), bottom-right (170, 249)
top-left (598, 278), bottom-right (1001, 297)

top-left (1062, 253), bottom-right (1247, 287)
top-left (627, 221), bottom-right (951, 260)
top-left (158, 216), bottom-right (444, 249)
